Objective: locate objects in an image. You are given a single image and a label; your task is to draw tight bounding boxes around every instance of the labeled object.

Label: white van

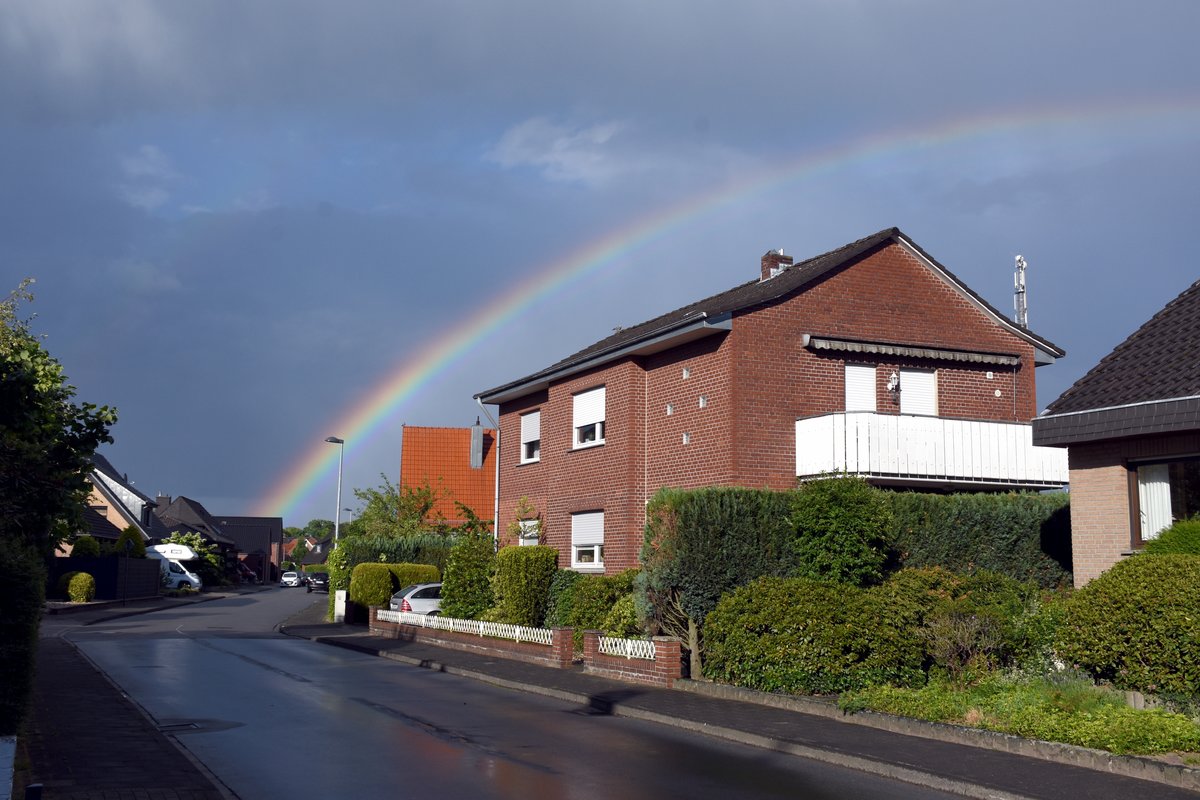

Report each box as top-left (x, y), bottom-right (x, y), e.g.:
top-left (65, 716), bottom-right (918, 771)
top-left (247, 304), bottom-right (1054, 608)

top-left (147, 544), bottom-right (204, 590)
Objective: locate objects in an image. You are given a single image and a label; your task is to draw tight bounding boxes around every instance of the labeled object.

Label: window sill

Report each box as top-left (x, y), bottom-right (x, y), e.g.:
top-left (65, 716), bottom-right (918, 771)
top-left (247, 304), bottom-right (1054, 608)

top-left (518, 458), bottom-right (541, 467)
top-left (571, 440), bottom-right (606, 452)
top-left (571, 565), bottom-right (605, 573)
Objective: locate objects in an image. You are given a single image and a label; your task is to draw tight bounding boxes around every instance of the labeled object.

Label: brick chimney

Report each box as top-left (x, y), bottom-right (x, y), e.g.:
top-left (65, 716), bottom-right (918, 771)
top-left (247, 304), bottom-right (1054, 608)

top-left (761, 249), bottom-right (793, 281)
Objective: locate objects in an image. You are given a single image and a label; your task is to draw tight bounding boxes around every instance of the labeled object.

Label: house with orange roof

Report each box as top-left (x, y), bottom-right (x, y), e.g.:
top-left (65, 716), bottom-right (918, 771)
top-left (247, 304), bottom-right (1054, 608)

top-left (399, 422), bottom-right (496, 527)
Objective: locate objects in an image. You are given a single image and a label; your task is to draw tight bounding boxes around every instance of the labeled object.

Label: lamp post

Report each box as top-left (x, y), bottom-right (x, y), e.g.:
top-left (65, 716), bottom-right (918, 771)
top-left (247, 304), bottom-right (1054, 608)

top-left (344, 507), bottom-right (353, 525)
top-left (325, 436), bottom-right (344, 543)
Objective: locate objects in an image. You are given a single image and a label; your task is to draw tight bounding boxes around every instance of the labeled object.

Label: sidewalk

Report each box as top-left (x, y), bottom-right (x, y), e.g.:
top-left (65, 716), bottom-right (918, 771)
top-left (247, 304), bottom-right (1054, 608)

top-left (13, 592), bottom-right (1200, 800)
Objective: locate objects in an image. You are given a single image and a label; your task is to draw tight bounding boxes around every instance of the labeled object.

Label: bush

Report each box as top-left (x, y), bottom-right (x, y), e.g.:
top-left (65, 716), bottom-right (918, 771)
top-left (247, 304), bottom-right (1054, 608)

top-left (543, 569), bottom-right (584, 628)
top-left (889, 491), bottom-right (1071, 588)
top-left (67, 572), bottom-right (96, 603)
top-left (336, 534), bottom-right (456, 574)
top-left (488, 546), bottom-right (558, 626)
top-left (71, 535), bottom-right (100, 558)
top-left (56, 571), bottom-right (81, 599)
top-left (602, 594), bottom-right (643, 637)
top-left (1056, 554), bottom-right (1200, 696)
top-left (348, 562), bottom-right (440, 607)
top-left (790, 475), bottom-right (892, 586)
top-left (1144, 517), bottom-right (1200, 555)
top-left (703, 576), bottom-right (926, 695)
top-left (114, 526), bottom-right (146, 558)
top-left (440, 527), bottom-right (495, 620)
top-left (569, 570), bottom-right (639, 632)
top-left (0, 540), bottom-right (45, 736)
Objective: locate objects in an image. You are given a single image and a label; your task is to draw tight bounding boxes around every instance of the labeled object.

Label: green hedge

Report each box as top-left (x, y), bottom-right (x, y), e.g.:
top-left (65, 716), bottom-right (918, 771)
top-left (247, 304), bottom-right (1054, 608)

top-left (440, 527), bottom-right (495, 620)
top-left (348, 562), bottom-right (441, 607)
top-left (68, 572), bottom-right (96, 603)
top-left (488, 546), bottom-right (558, 626)
top-left (889, 491), bottom-right (1071, 588)
top-left (71, 535), bottom-right (100, 558)
top-left (1056, 554), bottom-right (1200, 696)
top-left (0, 540), bottom-right (45, 735)
top-left (1144, 518), bottom-right (1200, 555)
top-left (336, 534), bottom-right (456, 574)
top-left (543, 569), bottom-right (584, 628)
top-left (791, 475), bottom-right (893, 585)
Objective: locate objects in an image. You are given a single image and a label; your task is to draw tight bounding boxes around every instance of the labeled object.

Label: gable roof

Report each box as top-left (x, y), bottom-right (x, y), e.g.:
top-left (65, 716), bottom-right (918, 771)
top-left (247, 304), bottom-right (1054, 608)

top-left (477, 227), bottom-right (1063, 405)
top-left (155, 496), bottom-right (237, 547)
top-left (214, 515), bottom-right (283, 555)
top-left (1033, 277), bottom-right (1200, 446)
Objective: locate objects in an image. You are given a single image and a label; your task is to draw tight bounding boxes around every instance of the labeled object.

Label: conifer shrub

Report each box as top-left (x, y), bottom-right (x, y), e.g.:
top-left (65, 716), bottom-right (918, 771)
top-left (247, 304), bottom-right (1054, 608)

top-left (487, 546), bottom-right (558, 627)
top-left (348, 562), bottom-right (440, 607)
top-left (790, 475), bottom-right (892, 585)
top-left (1143, 517), bottom-right (1200, 555)
top-left (602, 594), bottom-right (643, 638)
top-left (67, 571), bottom-right (96, 603)
top-left (1056, 554), bottom-right (1200, 696)
top-left (71, 534), bottom-right (101, 558)
top-left (543, 569), bottom-right (584, 628)
top-left (440, 527), bottom-right (496, 620)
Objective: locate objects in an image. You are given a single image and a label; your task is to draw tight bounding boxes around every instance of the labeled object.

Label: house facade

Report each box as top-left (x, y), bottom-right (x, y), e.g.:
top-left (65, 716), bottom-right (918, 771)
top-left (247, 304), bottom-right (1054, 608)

top-left (1033, 278), bottom-right (1200, 586)
top-left (477, 228), bottom-right (1067, 574)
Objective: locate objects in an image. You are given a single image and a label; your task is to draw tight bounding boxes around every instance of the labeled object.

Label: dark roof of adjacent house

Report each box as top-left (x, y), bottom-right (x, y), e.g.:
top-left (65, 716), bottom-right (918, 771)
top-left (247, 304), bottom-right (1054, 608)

top-left (477, 227), bottom-right (1063, 404)
top-left (215, 515), bottom-right (283, 555)
top-left (155, 496), bottom-right (237, 547)
top-left (1033, 278), bottom-right (1200, 446)
top-left (83, 506), bottom-right (123, 540)
top-left (91, 453), bottom-right (156, 505)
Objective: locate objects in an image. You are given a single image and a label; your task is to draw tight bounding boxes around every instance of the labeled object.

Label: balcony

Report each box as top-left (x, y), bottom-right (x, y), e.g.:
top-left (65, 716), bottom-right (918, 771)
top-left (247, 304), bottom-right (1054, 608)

top-left (796, 412), bottom-right (1068, 491)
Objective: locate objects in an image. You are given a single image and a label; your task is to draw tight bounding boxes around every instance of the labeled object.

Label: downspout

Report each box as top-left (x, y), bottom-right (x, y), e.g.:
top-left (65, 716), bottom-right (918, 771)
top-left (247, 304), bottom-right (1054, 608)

top-left (476, 397), bottom-right (501, 551)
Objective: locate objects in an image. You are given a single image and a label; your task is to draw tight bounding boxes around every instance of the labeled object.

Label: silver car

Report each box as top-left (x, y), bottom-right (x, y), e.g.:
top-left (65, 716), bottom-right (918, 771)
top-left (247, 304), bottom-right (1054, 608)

top-left (389, 583), bottom-right (442, 615)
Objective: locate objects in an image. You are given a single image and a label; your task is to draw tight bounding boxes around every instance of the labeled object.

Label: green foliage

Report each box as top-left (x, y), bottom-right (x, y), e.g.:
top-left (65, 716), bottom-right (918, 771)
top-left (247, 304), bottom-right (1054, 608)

top-left (841, 672), bottom-right (1200, 755)
top-left (300, 519), bottom-right (335, 541)
top-left (114, 526), bottom-right (145, 558)
top-left (334, 534), bottom-right (456, 574)
top-left (0, 280), bottom-right (115, 560)
top-left (568, 568), bottom-right (639, 633)
top-left (325, 545), bottom-right (351, 619)
top-left (352, 474), bottom-right (453, 538)
top-left (292, 538), bottom-right (309, 560)
top-left (163, 531), bottom-right (225, 585)
top-left (56, 571), bottom-right (81, 599)
top-left (639, 487), bottom-right (794, 653)
top-left (1056, 554), bottom-right (1200, 696)
top-left (602, 593), bottom-right (643, 638)
top-left (1144, 517), bottom-right (1200, 555)
top-left (889, 491), bottom-right (1072, 588)
top-left (488, 546), bottom-right (558, 626)
top-left (790, 475), bottom-right (892, 585)
top-left (0, 539), bottom-right (44, 735)
top-left (543, 569), bottom-right (584, 628)
top-left (71, 534), bottom-right (100, 558)
top-left (67, 571), bottom-right (96, 603)
top-left (702, 576), bottom-right (927, 694)
top-left (348, 562), bottom-right (441, 606)
top-left (440, 526), bottom-right (495, 620)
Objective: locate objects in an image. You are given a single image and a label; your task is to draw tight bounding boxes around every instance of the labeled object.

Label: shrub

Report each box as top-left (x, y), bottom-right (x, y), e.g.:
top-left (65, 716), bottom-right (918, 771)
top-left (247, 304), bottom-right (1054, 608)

top-left (336, 534), bottom-right (456, 574)
top-left (602, 594), bottom-right (643, 638)
top-left (1144, 517), bottom-right (1200, 555)
top-left (71, 535), bottom-right (100, 558)
top-left (67, 572), bottom-right (96, 603)
top-left (570, 570), bottom-right (639, 632)
top-left (114, 526), bottom-right (146, 558)
top-left (0, 540), bottom-right (45, 736)
top-left (440, 527), bottom-right (495, 620)
top-left (543, 569), bottom-right (584, 628)
top-left (703, 576), bottom-right (926, 694)
top-left (790, 475), bottom-right (892, 586)
top-left (348, 562), bottom-right (440, 607)
top-left (56, 571), bottom-right (81, 599)
top-left (488, 546), bottom-right (558, 626)
top-left (1056, 554), bottom-right (1200, 696)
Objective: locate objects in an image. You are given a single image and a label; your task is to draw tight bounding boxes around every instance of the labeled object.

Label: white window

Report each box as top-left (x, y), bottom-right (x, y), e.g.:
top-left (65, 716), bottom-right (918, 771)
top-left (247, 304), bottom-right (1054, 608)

top-left (571, 511), bottom-right (605, 569)
top-left (520, 411), bottom-right (541, 463)
top-left (665, 403), bottom-right (674, 416)
top-left (517, 518), bottom-right (540, 546)
top-left (573, 386), bottom-right (606, 448)
top-left (698, 395), bottom-right (708, 408)
top-left (845, 363), bottom-right (876, 412)
top-left (900, 368), bottom-right (937, 416)
top-left (1136, 459), bottom-right (1200, 542)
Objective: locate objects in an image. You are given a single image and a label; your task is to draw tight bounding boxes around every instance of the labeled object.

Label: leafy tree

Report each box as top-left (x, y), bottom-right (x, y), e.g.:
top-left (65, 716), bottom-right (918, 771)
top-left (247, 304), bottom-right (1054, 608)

top-left (352, 474), bottom-right (450, 538)
top-left (163, 531), bottom-right (226, 586)
top-left (301, 519), bottom-right (335, 541)
top-left (70, 534), bottom-right (101, 558)
top-left (292, 538), bottom-right (309, 561)
top-left (114, 525), bottom-right (146, 558)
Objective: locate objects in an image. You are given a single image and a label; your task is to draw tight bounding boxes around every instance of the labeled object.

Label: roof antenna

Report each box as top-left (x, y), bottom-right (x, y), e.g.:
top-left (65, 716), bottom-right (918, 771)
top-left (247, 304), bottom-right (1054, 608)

top-left (1014, 255), bottom-right (1028, 328)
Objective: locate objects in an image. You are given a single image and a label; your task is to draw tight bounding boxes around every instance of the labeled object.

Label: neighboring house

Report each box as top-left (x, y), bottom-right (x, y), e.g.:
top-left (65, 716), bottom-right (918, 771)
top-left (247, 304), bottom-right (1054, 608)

top-left (215, 515), bottom-right (285, 584)
top-left (154, 494), bottom-right (239, 567)
top-left (477, 227), bottom-right (1068, 574)
top-left (398, 423), bottom-right (497, 526)
top-left (1032, 277), bottom-right (1200, 586)
top-left (71, 453), bottom-right (171, 553)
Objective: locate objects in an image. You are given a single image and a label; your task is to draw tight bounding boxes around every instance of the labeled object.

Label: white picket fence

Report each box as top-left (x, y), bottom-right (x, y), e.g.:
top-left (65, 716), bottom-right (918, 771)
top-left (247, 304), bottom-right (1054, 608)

top-left (598, 635), bottom-right (656, 660)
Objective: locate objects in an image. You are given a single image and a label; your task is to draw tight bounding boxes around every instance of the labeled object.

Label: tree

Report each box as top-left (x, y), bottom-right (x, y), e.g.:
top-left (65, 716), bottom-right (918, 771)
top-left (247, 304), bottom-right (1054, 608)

top-left (0, 280), bottom-right (115, 735)
top-left (352, 474), bottom-right (449, 538)
top-left (300, 519), bottom-right (335, 541)
top-left (163, 531), bottom-right (226, 586)
top-left (292, 538), bottom-right (309, 561)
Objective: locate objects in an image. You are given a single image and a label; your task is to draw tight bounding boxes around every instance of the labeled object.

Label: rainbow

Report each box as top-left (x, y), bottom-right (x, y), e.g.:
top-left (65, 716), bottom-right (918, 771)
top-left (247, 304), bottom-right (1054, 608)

top-left (254, 96), bottom-right (1198, 519)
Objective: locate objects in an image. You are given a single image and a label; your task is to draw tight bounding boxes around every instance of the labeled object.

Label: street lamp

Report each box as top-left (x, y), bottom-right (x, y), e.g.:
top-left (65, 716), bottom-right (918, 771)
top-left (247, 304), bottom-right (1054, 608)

top-left (325, 436), bottom-right (344, 543)
top-left (343, 507), bottom-right (353, 524)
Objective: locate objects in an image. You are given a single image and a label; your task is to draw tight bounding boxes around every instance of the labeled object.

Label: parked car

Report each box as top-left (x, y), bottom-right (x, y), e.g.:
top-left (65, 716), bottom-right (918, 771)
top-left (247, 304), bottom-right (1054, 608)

top-left (389, 582), bottom-right (442, 615)
top-left (279, 571), bottom-right (303, 587)
top-left (306, 572), bottom-right (329, 593)
top-left (236, 562), bottom-right (259, 584)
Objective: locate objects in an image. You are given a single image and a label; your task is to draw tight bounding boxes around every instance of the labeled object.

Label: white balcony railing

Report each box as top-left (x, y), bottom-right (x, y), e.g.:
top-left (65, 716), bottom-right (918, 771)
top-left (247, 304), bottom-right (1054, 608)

top-left (796, 412), bottom-right (1067, 489)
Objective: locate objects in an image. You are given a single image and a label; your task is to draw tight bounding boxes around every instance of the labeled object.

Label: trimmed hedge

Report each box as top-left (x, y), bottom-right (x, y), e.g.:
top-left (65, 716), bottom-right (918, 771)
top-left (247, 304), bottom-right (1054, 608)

top-left (488, 546), bottom-right (558, 627)
top-left (348, 562), bottom-right (440, 607)
top-left (440, 527), bottom-right (495, 620)
top-left (889, 491), bottom-right (1071, 588)
top-left (1144, 518), bottom-right (1200, 555)
top-left (71, 535), bottom-right (100, 558)
top-left (336, 534), bottom-right (456, 574)
top-left (0, 539), bottom-right (45, 736)
top-left (68, 572), bottom-right (96, 603)
top-left (56, 570), bottom-right (81, 599)
top-left (543, 569), bottom-right (584, 628)
top-left (1056, 554), bottom-right (1200, 696)
top-left (791, 475), bottom-right (893, 585)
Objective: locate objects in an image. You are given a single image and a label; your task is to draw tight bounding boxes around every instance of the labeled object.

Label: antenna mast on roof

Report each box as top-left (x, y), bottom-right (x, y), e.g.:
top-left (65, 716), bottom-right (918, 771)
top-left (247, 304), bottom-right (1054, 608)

top-left (1014, 255), bottom-right (1028, 328)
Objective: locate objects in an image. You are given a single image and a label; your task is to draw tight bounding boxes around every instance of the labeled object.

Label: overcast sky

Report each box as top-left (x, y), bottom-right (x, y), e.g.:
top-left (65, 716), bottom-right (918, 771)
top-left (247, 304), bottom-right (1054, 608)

top-left (5, 1), bottom-right (1198, 527)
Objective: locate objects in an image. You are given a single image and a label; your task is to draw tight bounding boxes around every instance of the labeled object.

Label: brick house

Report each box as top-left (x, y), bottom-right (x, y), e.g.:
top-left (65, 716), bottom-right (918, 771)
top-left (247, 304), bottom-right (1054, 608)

top-left (1033, 277), bottom-right (1200, 586)
top-left (476, 228), bottom-right (1067, 574)
top-left (399, 423), bottom-right (497, 526)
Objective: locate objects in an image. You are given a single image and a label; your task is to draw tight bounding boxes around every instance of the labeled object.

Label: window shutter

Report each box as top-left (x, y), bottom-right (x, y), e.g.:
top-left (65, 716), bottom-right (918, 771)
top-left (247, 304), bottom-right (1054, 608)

top-left (845, 364), bottom-right (876, 412)
top-left (520, 411), bottom-right (540, 445)
top-left (900, 369), bottom-right (937, 415)
top-left (573, 387), bottom-right (606, 428)
top-left (571, 511), bottom-right (604, 546)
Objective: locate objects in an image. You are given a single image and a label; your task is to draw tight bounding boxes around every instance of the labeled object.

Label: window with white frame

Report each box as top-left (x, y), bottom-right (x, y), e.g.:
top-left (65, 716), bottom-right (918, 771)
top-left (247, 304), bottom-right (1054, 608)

top-left (845, 363), bottom-right (877, 412)
top-left (899, 368), bottom-right (937, 415)
top-left (520, 410), bottom-right (541, 463)
top-left (571, 511), bottom-right (604, 569)
top-left (1136, 458), bottom-right (1200, 543)
top-left (517, 518), bottom-right (540, 546)
top-left (572, 386), bottom-right (606, 448)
